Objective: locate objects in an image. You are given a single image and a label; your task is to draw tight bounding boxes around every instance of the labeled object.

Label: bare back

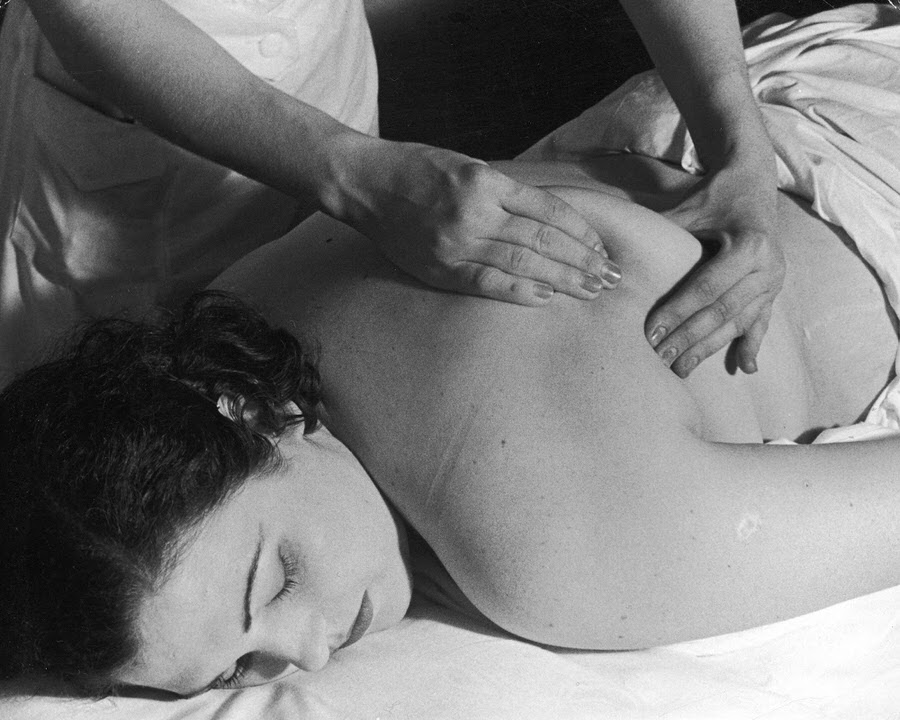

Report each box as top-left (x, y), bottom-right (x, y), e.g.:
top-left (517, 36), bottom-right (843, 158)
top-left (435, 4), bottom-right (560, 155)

top-left (213, 156), bottom-right (899, 649)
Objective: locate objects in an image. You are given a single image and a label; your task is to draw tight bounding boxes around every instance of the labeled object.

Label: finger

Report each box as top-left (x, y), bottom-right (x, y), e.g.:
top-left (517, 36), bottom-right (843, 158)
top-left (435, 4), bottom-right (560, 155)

top-left (652, 270), bottom-right (770, 373)
top-left (646, 272), bottom-right (726, 351)
top-left (734, 309), bottom-right (772, 374)
top-left (666, 295), bottom-right (770, 378)
top-left (477, 239), bottom-right (619, 301)
top-left (500, 182), bottom-right (607, 255)
top-left (493, 216), bottom-right (621, 297)
top-left (647, 260), bottom-right (762, 352)
top-left (645, 241), bottom-right (772, 349)
top-left (449, 261), bottom-right (558, 307)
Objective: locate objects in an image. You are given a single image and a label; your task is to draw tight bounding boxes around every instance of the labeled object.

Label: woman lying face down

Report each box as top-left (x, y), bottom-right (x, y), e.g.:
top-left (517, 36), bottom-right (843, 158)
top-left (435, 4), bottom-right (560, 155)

top-left (210, 161), bottom-right (900, 651)
top-left (0, 298), bottom-right (412, 696)
top-left (120, 418), bottom-right (412, 695)
top-left (2, 155), bottom-right (900, 696)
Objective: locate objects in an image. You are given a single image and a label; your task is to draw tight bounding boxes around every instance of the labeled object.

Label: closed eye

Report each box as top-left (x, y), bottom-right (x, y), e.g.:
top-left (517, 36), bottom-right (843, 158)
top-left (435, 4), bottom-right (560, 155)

top-left (211, 654), bottom-right (252, 691)
top-left (273, 547), bottom-right (299, 603)
top-left (209, 548), bottom-right (299, 693)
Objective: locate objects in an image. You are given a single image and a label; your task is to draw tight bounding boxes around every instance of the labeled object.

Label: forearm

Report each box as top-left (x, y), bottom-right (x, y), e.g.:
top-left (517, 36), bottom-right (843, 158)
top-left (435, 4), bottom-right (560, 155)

top-left (21, 0), bottom-right (617, 304)
top-left (24, 0), bottom-right (360, 212)
top-left (683, 438), bottom-right (900, 626)
top-left (617, 0), bottom-right (772, 169)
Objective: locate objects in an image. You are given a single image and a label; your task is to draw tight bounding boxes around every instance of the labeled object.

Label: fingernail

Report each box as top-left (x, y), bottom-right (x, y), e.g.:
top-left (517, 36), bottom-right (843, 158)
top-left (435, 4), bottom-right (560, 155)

top-left (593, 243), bottom-right (608, 258)
top-left (581, 274), bottom-right (604, 293)
top-left (662, 346), bottom-right (677, 365)
top-left (649, 326), bottom-right (667, 346)
top-left (683, 356), bottom-right (699, 374)
top-left (744, 358), bottom-right (758, 374)
top-left (599, 261), bottom-right (622, 286)
top-left (534, 283), bottom-right (554, 299)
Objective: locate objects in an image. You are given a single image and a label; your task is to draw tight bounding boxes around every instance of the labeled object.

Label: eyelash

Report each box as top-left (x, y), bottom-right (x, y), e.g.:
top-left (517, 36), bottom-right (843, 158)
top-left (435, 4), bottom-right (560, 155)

top-left (273, 548), bottom-right (299, 603)
top-left (212, 548), bottom-right (299, 691)
top-left (212, 655), bottom-right (251, 690)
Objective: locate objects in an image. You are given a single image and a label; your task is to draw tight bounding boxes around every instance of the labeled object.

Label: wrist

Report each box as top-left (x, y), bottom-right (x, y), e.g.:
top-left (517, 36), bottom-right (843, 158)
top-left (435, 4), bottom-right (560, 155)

top-left (314, 130), bottom-right (385, 227)
top-left (695, 112), bottom-right (775, 175)
top-left (676, 67), bottom-right (771, 167)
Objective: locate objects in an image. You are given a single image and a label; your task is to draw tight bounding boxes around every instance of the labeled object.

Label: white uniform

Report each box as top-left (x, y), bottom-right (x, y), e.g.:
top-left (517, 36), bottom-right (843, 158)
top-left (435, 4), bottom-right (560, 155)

top-left (0, 0), bottom-right (378, 384)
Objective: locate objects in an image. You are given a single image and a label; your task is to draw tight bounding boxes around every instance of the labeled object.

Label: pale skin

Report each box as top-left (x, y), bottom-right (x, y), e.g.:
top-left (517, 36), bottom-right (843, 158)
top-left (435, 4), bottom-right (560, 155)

top-left (211, 153), bottom-right (899, 652)
top-left (23, 0), bottom-right (780, 359)
top-left (22, 0), bottom-right (613, 305)
top-left (619, 0), bottom-right (784, 376)
top-left (116, 423), bottom-right (413, 695)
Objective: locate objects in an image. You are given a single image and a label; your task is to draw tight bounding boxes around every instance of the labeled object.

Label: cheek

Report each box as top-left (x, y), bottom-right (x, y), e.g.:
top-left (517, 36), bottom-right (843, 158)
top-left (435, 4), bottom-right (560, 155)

top-left (286, 490), bottom-right (399, 588)
top-left (128, 602), bottom-right (231, 692)
top-left (278, 443), bottom-right (404, 576)
top-left (301, 454), bottom-right (388, 535)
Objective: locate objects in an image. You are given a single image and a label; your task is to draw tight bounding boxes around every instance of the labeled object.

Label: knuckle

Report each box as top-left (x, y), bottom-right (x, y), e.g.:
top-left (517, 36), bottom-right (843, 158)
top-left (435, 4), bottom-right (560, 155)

top-left (542, 196), bottom-right (564, 225)
top-left (471, 264), bottom-right (503, 294)
top-left (686, 336), bottom-right (726, 368)
top-left (433, 232), bottom-right (463, 264)
top-left (461, 162), bottom-right (494, 190)
top-left (707, 298), bottom-right (731, 326)
top-left (676, 323), bottom-right (702, 349)
top-left (507, 244), bottom-right (530, 274)
top-left (532, 223), bottom-right (555, 255)
top-left (693, 275), bottom-right (720, 304)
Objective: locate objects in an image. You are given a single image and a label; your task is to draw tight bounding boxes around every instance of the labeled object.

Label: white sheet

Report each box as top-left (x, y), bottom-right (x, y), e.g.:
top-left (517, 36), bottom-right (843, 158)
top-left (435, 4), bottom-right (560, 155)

top-left (5, 5), bottom-right (900, 719)
top-left (5, 586), bottom-right (900, 719)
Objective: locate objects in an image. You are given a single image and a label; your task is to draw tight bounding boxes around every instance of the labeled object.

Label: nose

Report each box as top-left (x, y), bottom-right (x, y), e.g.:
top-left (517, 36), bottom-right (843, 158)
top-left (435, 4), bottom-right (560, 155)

top-left (254, 611), bottom-right (332, 673)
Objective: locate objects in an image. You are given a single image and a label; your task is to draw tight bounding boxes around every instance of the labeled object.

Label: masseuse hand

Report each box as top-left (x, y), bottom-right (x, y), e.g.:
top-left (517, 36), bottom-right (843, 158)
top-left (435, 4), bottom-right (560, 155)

top-left (338, 136), bottom-right (621, 305)
top-left (645, 152), bottom-right (786, 378)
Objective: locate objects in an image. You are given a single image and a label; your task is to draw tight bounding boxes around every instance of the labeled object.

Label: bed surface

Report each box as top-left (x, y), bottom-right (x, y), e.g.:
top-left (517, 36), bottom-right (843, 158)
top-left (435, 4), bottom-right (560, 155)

top-left (5, 586), bottom-right (900, 719)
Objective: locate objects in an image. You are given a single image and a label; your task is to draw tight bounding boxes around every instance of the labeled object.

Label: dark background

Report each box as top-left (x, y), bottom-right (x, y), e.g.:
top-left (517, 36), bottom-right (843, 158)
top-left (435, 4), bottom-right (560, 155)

top-left (368, 0), bottom-right (865, 159)
top-left (0, 1), bottom-right (866, 159)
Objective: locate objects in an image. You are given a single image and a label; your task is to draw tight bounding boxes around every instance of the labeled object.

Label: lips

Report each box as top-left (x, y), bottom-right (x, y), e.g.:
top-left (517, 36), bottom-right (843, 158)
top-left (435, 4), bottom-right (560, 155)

top-left (338, 591), bottom-right (373, 650)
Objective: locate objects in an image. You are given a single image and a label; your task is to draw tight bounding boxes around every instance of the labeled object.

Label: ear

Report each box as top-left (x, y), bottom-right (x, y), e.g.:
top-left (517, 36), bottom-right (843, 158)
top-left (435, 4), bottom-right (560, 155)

top-left (215, 393), bottom-right (264, 430)
top-left (216, 393), bottom-right (241, 422)
top-left (215, 394), bottom-right (305, 436)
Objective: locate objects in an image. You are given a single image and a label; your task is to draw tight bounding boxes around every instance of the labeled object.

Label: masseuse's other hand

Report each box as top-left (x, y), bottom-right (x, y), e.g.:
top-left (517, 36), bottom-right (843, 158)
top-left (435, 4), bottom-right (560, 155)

top-left (646, 157), bottom-right (786, 378)
top-left (337, 137), bottom-right (621, 305)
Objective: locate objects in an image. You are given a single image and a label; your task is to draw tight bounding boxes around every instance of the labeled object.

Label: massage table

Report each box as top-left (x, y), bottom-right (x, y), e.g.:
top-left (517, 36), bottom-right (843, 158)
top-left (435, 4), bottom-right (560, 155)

top-left (5, 4), bottom-right (900, 718)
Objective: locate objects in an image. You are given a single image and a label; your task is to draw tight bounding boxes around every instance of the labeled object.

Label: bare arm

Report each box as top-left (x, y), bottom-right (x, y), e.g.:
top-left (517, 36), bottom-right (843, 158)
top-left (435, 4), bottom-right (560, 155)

top-left (23, 0), bottom-right (614, 305)
top-left (25, 0), bottom-right (343, 204)
top-left (584, 431), bottom-right (900, 649)
top-left (618, 0), bottom-right (785, 377)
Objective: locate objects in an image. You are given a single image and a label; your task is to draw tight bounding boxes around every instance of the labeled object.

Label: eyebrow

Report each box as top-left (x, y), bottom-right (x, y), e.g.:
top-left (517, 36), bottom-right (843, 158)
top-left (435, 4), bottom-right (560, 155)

top-left (177, 527), bottom-right (264, 697)
top-left (243, 528), bottom-right (263, 633)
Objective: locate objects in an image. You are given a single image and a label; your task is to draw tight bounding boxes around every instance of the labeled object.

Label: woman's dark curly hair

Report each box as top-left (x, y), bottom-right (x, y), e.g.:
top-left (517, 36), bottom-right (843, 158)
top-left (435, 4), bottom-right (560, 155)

top-left (0, 292), bottom-right (321, 696)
